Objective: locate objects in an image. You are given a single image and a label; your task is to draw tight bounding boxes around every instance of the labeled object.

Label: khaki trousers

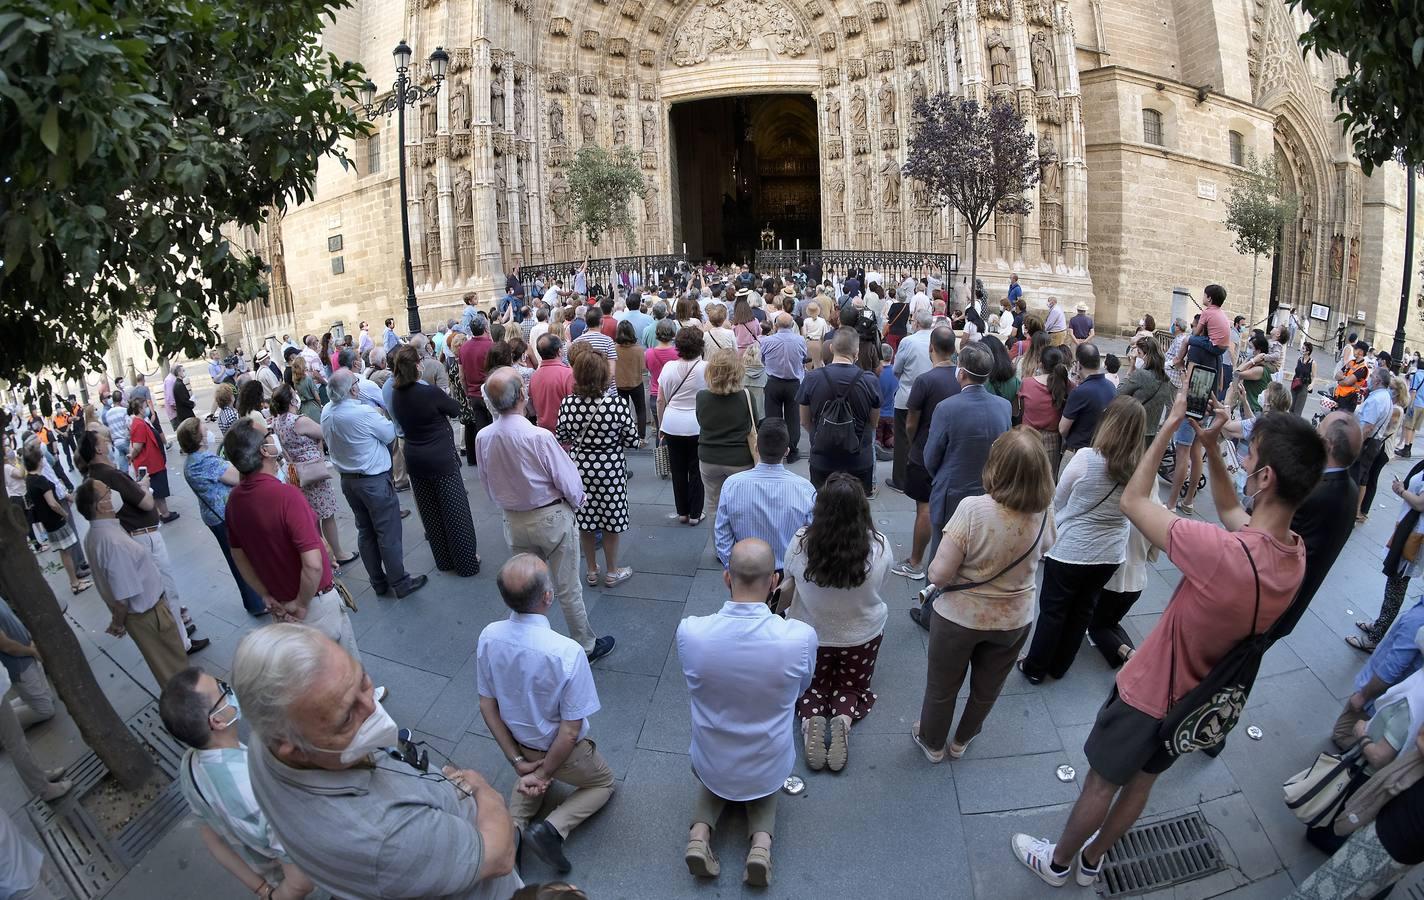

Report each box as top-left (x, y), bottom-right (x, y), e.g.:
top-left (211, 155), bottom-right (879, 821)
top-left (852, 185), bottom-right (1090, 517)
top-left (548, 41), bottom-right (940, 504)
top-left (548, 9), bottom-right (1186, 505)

top-left (1332, 702), bottom-right (1367, 752)
top-left (130, 529), bottom-right (190, 651)
top-left (303, 588), bottom-right (361, 664)
top-left (390, 438), bottom-right (410, 489)
top-left (127, 601), bottom-right (188, 689)
top-left (507, 738), bottom-right (614, 838)
top-left (692, 777), bottom-right (777, 838)
top-left (1048, 329), bottom-right (1068, 347)
top-left (502, 503), bottom-right (595, 652)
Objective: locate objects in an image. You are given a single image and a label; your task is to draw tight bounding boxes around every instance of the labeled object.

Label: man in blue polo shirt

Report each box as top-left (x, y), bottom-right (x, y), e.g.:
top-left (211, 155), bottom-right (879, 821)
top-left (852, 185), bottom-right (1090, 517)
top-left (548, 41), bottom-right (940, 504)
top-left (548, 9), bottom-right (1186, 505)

top-left (1058, 343), bottom-right (1116, 476)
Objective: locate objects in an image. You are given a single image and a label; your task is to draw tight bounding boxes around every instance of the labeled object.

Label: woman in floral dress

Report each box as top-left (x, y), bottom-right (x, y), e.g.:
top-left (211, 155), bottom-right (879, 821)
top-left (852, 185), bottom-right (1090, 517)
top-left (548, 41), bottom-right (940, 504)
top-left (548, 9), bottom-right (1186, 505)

top-left (270, 384), bottom-right (356, 566)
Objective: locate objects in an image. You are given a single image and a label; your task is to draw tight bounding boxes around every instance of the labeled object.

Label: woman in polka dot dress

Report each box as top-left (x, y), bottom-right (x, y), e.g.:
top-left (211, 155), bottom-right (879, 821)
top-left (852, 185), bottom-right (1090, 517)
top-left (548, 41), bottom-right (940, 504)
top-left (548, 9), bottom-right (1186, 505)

top-left (782, 473), bottom-right (892, 772)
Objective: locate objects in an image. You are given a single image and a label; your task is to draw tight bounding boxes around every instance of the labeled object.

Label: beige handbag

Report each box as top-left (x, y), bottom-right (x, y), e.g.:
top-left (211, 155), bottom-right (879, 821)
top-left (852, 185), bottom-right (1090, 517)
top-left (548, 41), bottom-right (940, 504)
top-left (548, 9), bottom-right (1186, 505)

top-left (295, 458), bottom-right (330, 486)
top-left (1283, 744), bottom-right (1366, 828)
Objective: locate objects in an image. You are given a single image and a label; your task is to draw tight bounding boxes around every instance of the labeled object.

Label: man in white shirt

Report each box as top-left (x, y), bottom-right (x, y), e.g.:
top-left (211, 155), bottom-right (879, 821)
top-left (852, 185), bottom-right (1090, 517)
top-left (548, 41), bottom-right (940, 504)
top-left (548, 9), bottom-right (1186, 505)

top-left (477, 555), bottom-right (614, 875)
top-left (1352, 366), bottom-right (1394, 516)
top-left (1044, 296), bottom-right (1068, 347)
top-left (677, 538), bottom-right (817, 888)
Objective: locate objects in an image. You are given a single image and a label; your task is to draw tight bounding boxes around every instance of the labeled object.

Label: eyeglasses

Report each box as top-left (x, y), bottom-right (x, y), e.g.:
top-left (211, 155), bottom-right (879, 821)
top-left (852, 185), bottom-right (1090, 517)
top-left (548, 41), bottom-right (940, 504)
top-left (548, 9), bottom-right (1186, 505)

top-left (209, 679), bottom-right (234, 719)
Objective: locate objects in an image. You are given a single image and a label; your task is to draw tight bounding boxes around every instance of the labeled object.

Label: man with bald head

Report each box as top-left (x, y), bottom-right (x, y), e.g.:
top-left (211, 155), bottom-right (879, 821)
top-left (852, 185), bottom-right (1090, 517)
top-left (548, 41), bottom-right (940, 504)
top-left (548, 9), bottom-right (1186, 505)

top-left (760, 313), bottom-right (809, 460)
top-left (476, 554), bottom-right (614, 874)
top-left (677, 538), bottom-right (817, 887)
top-left (475, 367), bottom-right (614, 663)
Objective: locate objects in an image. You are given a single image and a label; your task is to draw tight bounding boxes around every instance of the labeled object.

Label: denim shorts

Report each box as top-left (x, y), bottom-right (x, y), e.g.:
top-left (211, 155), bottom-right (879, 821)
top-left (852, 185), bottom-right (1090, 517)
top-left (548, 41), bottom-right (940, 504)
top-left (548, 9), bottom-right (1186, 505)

top-left (1173, 418), bottom-right (1196, 445)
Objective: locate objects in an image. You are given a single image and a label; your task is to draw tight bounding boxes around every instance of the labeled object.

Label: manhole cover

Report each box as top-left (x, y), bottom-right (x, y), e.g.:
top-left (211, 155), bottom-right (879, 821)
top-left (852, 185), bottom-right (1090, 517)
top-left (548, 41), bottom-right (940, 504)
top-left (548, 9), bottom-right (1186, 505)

top-left (1099, 811), bottom-right (1224, 897)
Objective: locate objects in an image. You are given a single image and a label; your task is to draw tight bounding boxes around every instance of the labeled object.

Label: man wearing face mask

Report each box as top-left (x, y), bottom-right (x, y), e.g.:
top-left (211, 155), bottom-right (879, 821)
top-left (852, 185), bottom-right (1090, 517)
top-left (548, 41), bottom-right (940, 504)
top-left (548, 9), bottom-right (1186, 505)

top-left (237, 624), bottom-right (521, 899)
top-left (74, 478), bottom-right (190, 687)
top-left (160, 668), bottom-right (316, 899)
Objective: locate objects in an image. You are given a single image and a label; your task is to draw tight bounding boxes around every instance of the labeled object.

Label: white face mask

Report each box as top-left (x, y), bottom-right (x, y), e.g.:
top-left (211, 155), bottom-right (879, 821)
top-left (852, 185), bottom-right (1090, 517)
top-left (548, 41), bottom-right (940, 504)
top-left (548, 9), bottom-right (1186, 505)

top-left (1134, 356), bottom-right (1145, 370)
top-left (313, 700), bottom-right (398, 764)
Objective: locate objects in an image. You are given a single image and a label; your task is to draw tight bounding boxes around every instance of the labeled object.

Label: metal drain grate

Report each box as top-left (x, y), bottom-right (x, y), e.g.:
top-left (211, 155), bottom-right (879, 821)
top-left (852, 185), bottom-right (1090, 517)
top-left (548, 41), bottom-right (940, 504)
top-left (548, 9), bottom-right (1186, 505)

top-left (26, 703), bottom-right (190, 899)
top-left (1099, 811), bottom-right (1225, 897)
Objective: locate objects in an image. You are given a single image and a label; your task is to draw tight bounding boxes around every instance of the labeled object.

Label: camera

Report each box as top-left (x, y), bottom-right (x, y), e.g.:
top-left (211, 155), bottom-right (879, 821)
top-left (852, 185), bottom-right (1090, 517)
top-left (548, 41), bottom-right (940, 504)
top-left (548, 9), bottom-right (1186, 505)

top-left (221, 353), bottom-right (239, 369)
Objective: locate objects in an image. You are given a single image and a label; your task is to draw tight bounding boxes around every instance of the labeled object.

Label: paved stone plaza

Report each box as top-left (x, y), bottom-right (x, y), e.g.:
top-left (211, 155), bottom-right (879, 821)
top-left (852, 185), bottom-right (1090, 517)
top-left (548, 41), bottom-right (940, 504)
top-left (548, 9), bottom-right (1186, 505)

top-left (6, 396), bottom-right (1423, 899)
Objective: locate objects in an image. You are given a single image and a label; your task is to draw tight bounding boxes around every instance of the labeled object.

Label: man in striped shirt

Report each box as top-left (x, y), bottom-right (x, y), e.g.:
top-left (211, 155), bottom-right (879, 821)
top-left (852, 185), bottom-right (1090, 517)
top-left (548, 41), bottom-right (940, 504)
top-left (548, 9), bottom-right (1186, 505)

top-left (160, 667), bottom-right (316, 899)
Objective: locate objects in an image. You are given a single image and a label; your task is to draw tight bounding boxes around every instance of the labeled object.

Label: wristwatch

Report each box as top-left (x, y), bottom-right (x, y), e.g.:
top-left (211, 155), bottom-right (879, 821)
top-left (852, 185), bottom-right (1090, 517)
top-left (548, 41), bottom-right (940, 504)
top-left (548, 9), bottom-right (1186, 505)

top-left (510, 755), bottom-right (526, 768)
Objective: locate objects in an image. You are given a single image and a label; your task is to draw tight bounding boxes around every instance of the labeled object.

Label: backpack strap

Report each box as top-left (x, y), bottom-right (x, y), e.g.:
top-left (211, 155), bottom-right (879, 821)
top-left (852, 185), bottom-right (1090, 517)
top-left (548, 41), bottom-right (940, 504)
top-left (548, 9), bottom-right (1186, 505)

top-left (1167, 535), bottom-right (1261, 708)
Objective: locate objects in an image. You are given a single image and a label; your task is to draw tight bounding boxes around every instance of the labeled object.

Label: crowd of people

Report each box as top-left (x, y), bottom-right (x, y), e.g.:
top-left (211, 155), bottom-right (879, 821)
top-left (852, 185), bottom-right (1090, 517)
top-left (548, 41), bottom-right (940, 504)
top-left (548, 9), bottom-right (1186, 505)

top-left (3, 261), bottom-right (1424, 900)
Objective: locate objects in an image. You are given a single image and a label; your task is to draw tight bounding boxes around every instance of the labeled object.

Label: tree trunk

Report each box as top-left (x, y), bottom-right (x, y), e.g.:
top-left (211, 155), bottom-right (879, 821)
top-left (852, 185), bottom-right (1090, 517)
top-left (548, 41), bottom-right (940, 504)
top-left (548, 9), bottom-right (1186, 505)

top-left (969, 227), bottom-right (980, 310)
top-left (0, 482), bottom-right (156, 789)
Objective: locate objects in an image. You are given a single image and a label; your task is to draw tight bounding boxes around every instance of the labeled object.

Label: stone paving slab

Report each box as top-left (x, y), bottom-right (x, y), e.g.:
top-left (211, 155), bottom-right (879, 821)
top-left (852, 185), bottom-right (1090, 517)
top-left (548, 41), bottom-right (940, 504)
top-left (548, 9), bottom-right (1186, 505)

top-left (5, 429), bottom-right (1408, 898)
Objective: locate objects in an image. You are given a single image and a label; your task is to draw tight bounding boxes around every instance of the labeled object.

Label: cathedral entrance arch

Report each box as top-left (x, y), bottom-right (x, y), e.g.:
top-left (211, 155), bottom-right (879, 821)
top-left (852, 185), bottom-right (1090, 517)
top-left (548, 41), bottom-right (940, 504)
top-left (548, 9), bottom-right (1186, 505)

top-left (670, 94), bottom-right (821, 262)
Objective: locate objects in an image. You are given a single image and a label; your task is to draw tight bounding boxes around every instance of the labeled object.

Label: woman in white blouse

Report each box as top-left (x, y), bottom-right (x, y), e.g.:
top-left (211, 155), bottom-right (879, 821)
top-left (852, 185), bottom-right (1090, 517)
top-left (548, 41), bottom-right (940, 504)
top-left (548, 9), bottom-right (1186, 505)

top-left (801, 301), bottom-right (829, 370)
top-left (657, 326), bottom-right (709, 524)
top-left (1019, 396), bottom-right (1145, 683)
top-left (784, 473), bottom-right (891, 773)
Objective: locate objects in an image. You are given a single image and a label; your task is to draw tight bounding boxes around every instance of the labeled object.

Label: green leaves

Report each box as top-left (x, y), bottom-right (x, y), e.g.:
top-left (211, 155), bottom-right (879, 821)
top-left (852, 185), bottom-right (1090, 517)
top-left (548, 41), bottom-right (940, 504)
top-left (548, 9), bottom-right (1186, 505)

top-left (39, 104), bottom-right (59, 153)
top-left (565, 143), bottom-right (646, 250)
top-left (1224, 152), bottom-right (1297, 261)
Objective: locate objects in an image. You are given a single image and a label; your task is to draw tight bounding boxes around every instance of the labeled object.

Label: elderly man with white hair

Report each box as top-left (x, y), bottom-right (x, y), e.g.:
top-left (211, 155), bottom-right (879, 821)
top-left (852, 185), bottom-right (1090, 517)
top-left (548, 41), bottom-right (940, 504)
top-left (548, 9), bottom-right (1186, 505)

top-left (410, 333), bottom-right (451, 393)
top-left (321, 369), bottom-right (425, 599)
top-left (235, 624), bottom-right (521, 900)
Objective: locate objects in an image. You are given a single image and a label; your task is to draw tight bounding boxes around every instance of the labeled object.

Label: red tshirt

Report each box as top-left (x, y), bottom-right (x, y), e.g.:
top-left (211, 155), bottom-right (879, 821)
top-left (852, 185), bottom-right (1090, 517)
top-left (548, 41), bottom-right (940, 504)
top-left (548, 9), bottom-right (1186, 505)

top-left (225, 473), bottom-right (332, 602)
top-left (128, 417), bottom-right (166, 475)
top-left (599, 317), bottom-right (618, 339)
top-left (1115, 518), bottom-right (1304, 719)
top-left (458, 333), bottom-right (494, 398)
top-left (529, 360), bottom-right (575, 432)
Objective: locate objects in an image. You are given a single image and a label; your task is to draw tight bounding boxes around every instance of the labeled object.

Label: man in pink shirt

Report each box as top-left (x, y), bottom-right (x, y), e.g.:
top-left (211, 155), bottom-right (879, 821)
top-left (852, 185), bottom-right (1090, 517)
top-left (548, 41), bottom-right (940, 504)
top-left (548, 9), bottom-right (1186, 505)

top-left (530, 334), bottom-right (575, 432)
top-left (475, 367), bottom-right (614, 663)
top-left (1013, 391), bottom-right (1325, 889)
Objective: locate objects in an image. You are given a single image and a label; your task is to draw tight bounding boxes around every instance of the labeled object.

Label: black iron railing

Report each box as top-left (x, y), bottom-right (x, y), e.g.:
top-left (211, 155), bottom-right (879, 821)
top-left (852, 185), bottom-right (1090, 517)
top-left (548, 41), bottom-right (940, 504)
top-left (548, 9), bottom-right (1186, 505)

top-left (518, 254), bottom-right (689, 297)
top-left (755, 249), bottom-right (959, 279)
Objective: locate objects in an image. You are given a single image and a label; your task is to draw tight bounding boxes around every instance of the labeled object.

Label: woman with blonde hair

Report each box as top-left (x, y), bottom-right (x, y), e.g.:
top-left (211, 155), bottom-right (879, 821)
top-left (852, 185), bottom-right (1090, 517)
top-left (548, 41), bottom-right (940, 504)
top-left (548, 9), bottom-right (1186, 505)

top-left (696, 349), bottom-right (758, 516)
top-left (558, 344), bottom-right (642, 586)
top-left (212, 383), bottom-right (239, 434)
top-left (701, 302), bottom-right (737, 358)
top-left (1019, 396), bottom-right (1146, 684)
top-left (802, 301), bottom-right (829, 370)
top-left (913, 428), bottom-right (1056, 763)
top-left (287, 355), bottom-right (322, 422)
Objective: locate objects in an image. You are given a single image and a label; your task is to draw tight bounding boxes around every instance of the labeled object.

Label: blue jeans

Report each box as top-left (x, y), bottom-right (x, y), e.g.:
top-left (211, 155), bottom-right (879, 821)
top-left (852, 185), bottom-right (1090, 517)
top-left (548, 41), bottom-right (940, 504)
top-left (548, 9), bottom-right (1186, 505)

top-left (208, 522), bottom-right (266, 616)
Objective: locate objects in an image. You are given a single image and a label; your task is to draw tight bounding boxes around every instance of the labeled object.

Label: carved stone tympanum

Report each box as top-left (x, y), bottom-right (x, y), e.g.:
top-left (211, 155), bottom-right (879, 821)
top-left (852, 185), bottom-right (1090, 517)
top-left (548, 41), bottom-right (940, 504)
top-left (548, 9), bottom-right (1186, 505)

top-left (669, 0), bottom-right (811, 66)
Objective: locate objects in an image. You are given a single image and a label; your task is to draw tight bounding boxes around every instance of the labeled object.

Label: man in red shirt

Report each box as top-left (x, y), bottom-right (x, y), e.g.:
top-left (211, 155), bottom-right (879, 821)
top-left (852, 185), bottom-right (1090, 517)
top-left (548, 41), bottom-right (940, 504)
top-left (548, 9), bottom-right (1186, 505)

top-left (530, 334), bottom-right (575, 432)
top-left (126, 396), bottom-right (179, 524)
top-left (222, 419), bottom-right (363, 664)
top-left (459, 314), bottom-right (495, 464)
top-left (1013, 391), bottom-right (1325, 889)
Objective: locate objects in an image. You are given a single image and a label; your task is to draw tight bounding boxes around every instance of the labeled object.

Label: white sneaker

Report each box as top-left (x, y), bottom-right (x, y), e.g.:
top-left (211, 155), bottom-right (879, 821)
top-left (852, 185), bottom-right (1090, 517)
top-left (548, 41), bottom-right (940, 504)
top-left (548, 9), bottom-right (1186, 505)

top-left (1076, 830), bottom-right (1104, 886)
top-left (890, 559), bottom-right (926, 580)
top-left (1011, 833), bottom-right (1069, 887)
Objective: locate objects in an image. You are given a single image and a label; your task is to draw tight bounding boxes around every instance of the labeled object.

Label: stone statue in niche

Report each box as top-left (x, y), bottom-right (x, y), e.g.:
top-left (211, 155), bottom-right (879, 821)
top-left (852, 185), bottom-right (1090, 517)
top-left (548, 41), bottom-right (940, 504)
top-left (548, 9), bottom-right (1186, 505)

top-left (825, 92), bottom-right (841, 136)
top-left (850, 86), bottom-right (867, 131)
top-left (853, 160), bottom-right (871, 207)
top-left (644, 184), bottom-right (659, 222)
top-left (425, 102), bottom-right (439, 135)
top-left (513, 80), bottom-right (525, 125)
top-left (987, 29), bottom-right (1012, 87)
top-left (517, 166), bottom-right (528, 223)
top-left (829, 173), bottom-right (845, 211)
top-left (549, 102), bottom-right (565, 143)
top-left (1299, 236), bottom-right (1312, 275)
top-left (495, 164), bottom-right (508, 219)
top-left (1349, 238), bottom-right (1360, 282)
top-left (549, 172), bottom-right (570, 225)
top-left (1039, 133), bottom-right (1061, 198)
top-left (641, 105), bottom-right (657, 150)
top-left (982, 0), bottom-right (1009, 19)
top-left (881, 156), bottom-right (901, 206)
top-left (454, 169), bottom-right (472, 222)
top-left (579, 101), bottom-right (597, 142)
top-left (911, 177), bottom-right (931, 208)
top-left (1031, 32), bottom-right (1056, 93)
top-left (451, 79), bottom-right (470, 129)
top-left (1330, 234), bottom-right (1344, 278)
top-left (613, 105), bottom-right (627, 144)
top-left (422, 174), bottom-right (439, 229)
top-left (491, 77), bottom-right (505, 129)
top-left (878, 78), bottom-right (896, 126)
top-left (908, 69), bottom-right (927, 115)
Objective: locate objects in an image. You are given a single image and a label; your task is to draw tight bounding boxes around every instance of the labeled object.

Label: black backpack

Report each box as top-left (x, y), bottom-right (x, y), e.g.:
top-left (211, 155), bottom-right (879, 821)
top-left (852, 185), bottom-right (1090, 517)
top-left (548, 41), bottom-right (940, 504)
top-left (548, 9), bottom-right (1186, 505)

top-left (815, 369), bottom-right (862, 455)
top-left (1157, 536), bottom-right (1278, 758)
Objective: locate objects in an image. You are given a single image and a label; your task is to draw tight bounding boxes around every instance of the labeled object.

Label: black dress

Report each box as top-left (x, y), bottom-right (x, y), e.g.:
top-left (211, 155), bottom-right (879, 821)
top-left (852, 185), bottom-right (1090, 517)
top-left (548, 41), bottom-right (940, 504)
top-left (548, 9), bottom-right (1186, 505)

top-left (390, 381), bottom-right (479, 576)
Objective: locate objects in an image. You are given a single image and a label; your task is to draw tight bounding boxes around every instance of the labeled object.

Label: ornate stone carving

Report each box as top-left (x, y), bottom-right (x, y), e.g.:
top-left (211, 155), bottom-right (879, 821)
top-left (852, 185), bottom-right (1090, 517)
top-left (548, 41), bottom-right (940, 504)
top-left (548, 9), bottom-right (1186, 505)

top-left (1031, 31), bottom-right (1056, 93)
top-left (490, 77), bottom-right (505, 129)
top-left (454, 168), bottom-right (473, 223)
top-left (669, 0), bottom-right (812, 67)
top-left (548, 72), bottom-right (569, 93)
top-left (580, 30), bottom-right (599, 49)
top-left (578, 101), bottom-right (598, 142)
top-left (828, 171), bottom-right (845, 212)
top-left (848, 57), bottom-right (867, 80)
top-left (822, 67), bottom-right (840, 87)
top-left (805, 0), bottom-right (823, 17)
top-left (824, 92), bottom-right (841, 136)
top-left (491, 49), bottom-right (506, 70)
top-left (878, 77), bottom-right (896, 126)
top-left (613, 105), bottom-right (628, 144)
top-left (1040, 199), bottom-right (1062, 261)
top-left (1036, 95), bottom-right (1060, 124)
top-left (608, 38), bottom-right (629, 56)
top-left (436, 134), bottom-right (450, 159)
top-left (825, 139), bottom-right (843, 160)
top-left (422, 173), bottom-right (440, 231)
top-left (842, 15), bottom-right (862, 34)
top-left (908, 69), bottom-right (927, 113)
top-left (609, 76), bottom-right (629, 98)
top-left (493, 132), bottom-right (508, 156)
top-left (549, 172), bottom-right (570, 225)
top-left (1027, 0), bottom-right (1053, 27)
top-left (881, 156), bottom-right (900, 207)
top-left (850, 86), bottom-right (867, 131)
top-left (644, 184), bottom-right (659, 222)
top-left (1039, 133), bottom-right (1061, 198)
top-left (981, 0), bottom-right (1009, 19)
top-left (450, 78), bottom-right (470, 130)
top-left (420, 139), bottom-right (436, 166)
top-left (579, 75), bottom-right (598, 95)
top-left (639, 81), bottom-right (658, 100)
top-left (879, 128), bottom-right (898, 150)
top-left (1330, 234), bottom-right (1344, 278)
top-left (515, 140), bottom-right (529, 161)
top-left (641, 105), bottom-right (658, 150)
top-left (987, 28), bottom-right (1012, 87)
top-left (512, 79), bottom-right (525, 127)
top-left (875, 49), bottom-right (894, 72)
top-left (906, 40), bottom-right (926, 63)
top-left (852, 132), bottom-right (870, 155)
top-left (820, 32), bottom-right (837, 51)
top-left (639, 48), bottom-right (655, 66)
top-left (868, 1), bottom-right (887, 21)
top-left (549, 17), bottom-right (571, 36)
top-left (424, 102), bottom-right (438, 135)
top-left (547, 146), bottom-right (570, 167)
top-left (621, 0), bottom-right (642, 17)
top-left (449, 48), bottom-right (472, 73)
top-left (451, 133), bottom-right (471, 158)
top-left (641, 151), bottom-right (657, 170)
top-left (649, 15), bottom-right (666, 33)
top-left (549, 101), bottom-right (566, 143)
top-left (852, 160), bottom-right (871, 207)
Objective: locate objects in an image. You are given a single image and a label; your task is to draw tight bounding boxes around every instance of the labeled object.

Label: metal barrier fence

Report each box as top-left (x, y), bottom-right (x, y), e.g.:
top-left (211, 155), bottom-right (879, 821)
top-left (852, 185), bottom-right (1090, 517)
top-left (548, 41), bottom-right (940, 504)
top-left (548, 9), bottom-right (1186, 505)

top-left (755, 249), bottom-right (960, 281)
top-left (517, 254), bottom-right (688, 297)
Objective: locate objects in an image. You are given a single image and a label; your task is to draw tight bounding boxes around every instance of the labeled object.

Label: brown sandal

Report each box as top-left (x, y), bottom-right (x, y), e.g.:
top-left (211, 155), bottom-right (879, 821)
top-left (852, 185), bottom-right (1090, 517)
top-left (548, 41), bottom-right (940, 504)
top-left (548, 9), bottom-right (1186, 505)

top-left (1345, 634), bottom-right (1377, 653)
top-left (685, 838), bottom-right (720, 878)
top-left (744, 846), bottom-right (771, 886)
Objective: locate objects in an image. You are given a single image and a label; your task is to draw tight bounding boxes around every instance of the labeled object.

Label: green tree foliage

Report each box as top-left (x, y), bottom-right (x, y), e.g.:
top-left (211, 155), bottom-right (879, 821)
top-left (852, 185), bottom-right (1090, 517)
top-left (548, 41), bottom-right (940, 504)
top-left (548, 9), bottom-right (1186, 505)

top-left (563, 144), bottom-right (646, 249)
top-left (1224, 152), bottom-right (1298, 324)
top-left (0, 0), bottom-right (367, 788)
top-left (1289, 0), bottom-right (1424, 173)
top-left (903, 94), bottom-right (1039, 296)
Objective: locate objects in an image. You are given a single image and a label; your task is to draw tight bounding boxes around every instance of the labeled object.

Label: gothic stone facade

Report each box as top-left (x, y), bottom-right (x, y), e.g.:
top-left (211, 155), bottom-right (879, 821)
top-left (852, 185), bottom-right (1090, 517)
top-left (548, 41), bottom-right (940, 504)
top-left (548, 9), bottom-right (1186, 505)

top-left (229, 0), bottom-right (1422, 348)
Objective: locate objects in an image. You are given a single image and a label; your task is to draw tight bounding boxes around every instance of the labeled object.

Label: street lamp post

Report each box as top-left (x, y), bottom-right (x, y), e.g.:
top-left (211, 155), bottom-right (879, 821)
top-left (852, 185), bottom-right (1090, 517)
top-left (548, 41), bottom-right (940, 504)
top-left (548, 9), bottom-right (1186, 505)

top-left (359, 41), bottom-right (450, 336)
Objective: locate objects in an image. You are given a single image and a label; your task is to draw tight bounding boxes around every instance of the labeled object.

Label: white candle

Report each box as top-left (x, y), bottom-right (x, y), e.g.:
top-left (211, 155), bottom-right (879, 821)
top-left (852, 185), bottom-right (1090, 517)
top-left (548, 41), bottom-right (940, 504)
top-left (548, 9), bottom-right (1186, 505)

top-left (779, 239), bottom-right (783, 250)
top-left (682, 242), bottom-right (687, 256)
top-left (796, 238), bottom-right (800, 251)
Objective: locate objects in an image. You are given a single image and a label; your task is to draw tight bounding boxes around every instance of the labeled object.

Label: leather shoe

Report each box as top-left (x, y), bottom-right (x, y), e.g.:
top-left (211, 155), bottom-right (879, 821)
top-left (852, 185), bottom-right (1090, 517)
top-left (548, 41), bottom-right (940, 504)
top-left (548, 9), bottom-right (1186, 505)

top-left (586, 635), bottom-right (616, 663)
top-left (186, 638), bottom-right (210, 655)
top-left (394, 574), bottom-right (428, 598)
top-left (523, 820), bottom-right (572, 874)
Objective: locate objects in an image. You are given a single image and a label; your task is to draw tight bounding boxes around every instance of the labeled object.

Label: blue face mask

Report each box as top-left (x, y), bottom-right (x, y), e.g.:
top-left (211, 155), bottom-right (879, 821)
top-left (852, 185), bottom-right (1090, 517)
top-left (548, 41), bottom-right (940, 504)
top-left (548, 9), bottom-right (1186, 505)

top-left (1235, 466), bottom-right (1265, 510)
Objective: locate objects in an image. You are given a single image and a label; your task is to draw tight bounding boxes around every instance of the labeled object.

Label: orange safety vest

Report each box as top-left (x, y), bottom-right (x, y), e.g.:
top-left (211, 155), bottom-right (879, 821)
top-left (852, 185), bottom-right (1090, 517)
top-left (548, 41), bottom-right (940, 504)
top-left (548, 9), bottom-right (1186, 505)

top-left (1335, 358), bottom-right (1368, 400)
